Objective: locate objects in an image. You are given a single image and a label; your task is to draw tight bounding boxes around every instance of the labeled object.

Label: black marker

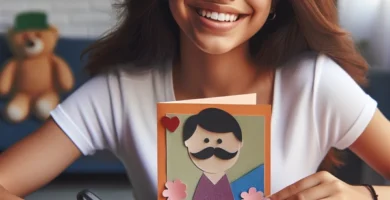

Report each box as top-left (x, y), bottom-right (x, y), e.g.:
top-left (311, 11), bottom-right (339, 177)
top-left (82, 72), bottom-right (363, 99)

top-left (77, 189), bottom-right (103, 200)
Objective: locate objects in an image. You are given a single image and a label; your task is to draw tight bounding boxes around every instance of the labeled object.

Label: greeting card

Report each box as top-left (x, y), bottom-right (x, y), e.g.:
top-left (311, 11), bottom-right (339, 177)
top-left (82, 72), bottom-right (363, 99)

top-left (157, 94), bottom-right (271, 200)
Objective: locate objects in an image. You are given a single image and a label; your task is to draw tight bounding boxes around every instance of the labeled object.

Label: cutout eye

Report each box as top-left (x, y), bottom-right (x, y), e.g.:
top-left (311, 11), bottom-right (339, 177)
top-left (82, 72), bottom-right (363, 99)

top-left (204, 138), bottom-right (209, 143)
top-left (217, 139), bottom-right (222, 144)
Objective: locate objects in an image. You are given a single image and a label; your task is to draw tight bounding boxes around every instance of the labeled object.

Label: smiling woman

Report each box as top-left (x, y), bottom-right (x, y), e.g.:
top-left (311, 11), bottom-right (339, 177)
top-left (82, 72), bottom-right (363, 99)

top-left (84, 0), bottom-right (366, 83)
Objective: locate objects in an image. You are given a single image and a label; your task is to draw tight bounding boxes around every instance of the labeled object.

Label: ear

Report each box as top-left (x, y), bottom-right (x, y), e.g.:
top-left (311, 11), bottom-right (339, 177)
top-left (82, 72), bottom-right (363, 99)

top-left (239, 140), bottom-right (244, 149)
top-left (6, 28), bottom-right (14, 40)
top-left (184, 140), bottom-right (189, 147)
top-left (49, 25), bottom-right (59, 36)
top-left (7, 28), bottom-right (14, 36)
top-left (5, 28), bottom-right (15, 46)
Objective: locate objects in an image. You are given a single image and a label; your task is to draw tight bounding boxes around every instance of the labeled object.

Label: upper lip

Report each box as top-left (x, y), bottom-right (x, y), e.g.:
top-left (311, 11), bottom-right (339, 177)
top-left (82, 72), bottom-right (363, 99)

top-left (189, 2), bottom-right (249, 15)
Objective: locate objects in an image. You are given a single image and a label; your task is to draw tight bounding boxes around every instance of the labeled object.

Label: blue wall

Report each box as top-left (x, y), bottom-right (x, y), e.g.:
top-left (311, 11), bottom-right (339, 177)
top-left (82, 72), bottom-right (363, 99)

top-left (366, 70), bottom-right (390, 119)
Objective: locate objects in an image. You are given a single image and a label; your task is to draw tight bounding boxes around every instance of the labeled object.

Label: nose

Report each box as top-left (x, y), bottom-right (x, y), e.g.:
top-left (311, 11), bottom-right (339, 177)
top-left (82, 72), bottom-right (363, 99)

top-left (25, 40), bottom-right (35, 48)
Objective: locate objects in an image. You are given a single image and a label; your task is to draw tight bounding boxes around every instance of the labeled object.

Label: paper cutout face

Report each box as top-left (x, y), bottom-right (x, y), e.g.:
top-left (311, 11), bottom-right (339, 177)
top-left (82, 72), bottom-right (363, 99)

top-left (183, 108), bottom-right (243, 174)
top-left (182, 108), bottom-right (243, 200)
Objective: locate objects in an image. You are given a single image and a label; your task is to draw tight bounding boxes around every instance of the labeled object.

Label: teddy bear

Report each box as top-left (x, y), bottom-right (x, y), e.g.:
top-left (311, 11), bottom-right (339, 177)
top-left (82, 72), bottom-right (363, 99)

top-left (0, 11), bottom-right (74, 123)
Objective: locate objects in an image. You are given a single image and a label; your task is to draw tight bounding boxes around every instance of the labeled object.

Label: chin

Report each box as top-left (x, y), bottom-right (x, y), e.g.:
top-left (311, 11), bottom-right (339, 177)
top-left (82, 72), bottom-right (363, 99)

top-left (190, 33), bottom-right (240, 55)
top-left (200, 46), bottom-right (235, 55)
top-left (193, 37), bottom-right (238, 55)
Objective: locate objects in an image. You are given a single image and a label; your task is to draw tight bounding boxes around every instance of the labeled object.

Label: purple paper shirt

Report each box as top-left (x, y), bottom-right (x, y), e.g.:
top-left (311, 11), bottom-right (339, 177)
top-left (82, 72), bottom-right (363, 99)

top-left (193, 174), bottom-right (234, 200)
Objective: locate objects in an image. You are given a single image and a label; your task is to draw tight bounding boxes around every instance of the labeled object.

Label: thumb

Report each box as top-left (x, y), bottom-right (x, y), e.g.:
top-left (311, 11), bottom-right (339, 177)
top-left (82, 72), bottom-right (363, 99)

top-left (264, 194), bottom-right (275, 200)
top-left (0, 186), bottom-right (24, 200)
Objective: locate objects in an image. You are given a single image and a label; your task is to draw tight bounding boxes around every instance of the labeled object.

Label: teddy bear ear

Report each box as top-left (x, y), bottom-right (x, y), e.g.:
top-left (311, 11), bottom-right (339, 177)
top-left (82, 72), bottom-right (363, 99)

top-left (5, 28), bottom-right (15, 43)
top-left (49, 25), bottom-right (59, 35)
top-left (6, 28), bottom-right (14, 36)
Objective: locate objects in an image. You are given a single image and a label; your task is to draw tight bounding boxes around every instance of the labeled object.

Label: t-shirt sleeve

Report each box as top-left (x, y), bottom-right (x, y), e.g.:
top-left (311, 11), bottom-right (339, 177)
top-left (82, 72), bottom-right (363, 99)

top-left (50, 72), bottom-right (124, 156)
top-left (314, 54), bottom-right (377, 151)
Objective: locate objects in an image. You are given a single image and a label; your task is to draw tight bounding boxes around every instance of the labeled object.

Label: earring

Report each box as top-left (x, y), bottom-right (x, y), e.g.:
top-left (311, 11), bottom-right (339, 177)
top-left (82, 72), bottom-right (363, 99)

top-left (268, 12), bottom-right (276, 20)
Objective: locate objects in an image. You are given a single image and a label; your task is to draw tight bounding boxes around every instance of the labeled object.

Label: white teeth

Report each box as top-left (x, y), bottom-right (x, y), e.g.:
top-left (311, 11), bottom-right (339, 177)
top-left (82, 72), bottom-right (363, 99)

top-left (211, 12), bottom-right (218, 20)
top-left (217, 13), bottom-right (225, 21)
top-left (197, 9), bottom-right (239, 22)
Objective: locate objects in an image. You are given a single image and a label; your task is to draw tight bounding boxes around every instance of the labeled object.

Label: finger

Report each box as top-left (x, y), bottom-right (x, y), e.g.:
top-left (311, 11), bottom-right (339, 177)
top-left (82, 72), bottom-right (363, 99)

top-left (270, 177), bottom-right (322, 200)
top-left (270, 171), bottom-right (336, 200)
top-left (2, 192), bottom-right (23, 200)
top-left (0, 187), bottom-right (23, 200)
top-left (285, 181), bottom-right (340, 200)
top-left (318, 195), bottom-right (342, 200)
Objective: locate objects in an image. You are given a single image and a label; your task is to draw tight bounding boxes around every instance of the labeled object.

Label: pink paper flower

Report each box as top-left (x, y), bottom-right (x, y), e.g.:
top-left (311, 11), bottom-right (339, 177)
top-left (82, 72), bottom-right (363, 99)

top-left (241, 187), bottom-right (267, 200)
top-left (162, 179), bottom-right (187, 200)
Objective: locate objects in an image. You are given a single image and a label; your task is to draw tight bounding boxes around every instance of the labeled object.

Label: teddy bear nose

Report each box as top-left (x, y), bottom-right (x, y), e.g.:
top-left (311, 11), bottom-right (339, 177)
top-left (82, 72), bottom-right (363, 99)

top-left (25, 40), bottom-right (35, 48)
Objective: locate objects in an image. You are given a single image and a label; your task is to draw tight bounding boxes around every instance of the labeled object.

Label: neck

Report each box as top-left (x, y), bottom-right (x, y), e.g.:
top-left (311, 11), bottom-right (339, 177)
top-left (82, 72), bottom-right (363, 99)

top-left (204, 171), bottom-right (225, 185)
top-left (174, 33), bottom-right (264, 99)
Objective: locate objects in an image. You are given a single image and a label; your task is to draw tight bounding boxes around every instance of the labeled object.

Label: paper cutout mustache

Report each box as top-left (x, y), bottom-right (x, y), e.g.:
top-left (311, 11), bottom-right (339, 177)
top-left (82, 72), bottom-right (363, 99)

top-left (190, 147), bottom-right (238, 160)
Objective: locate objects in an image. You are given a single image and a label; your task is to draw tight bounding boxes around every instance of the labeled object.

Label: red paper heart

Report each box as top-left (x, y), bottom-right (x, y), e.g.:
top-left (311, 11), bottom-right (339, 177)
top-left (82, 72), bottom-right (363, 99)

top-left (161, 116), bottom-right (180, 132)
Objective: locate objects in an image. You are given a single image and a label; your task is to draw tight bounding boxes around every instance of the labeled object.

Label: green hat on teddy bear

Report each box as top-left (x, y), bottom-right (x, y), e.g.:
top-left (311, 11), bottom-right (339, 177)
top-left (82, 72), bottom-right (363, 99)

top-left (14, 11), bottom-right (49, 32)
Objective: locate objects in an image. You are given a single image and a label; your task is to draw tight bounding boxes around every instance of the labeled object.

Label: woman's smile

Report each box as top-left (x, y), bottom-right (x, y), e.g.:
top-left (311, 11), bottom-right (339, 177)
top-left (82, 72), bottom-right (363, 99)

top-left (191, 8), bottom-right (245, 33)
top-left (197, 9), bottom-right (240, 22)
top-left (188, 1), bottom-right (251, 33)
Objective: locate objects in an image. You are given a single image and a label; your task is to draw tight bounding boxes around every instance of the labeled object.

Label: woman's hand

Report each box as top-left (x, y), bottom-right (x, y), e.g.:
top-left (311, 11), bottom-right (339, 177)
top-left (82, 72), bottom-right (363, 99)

top-left (269, 171), bottom-right (373, 200)
top-left (0, 185), bottom-right (23, 200)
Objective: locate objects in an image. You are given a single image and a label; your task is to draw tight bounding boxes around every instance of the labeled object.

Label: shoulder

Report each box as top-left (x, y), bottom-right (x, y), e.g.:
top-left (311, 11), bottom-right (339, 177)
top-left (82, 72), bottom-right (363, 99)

top-left (277, 52), bottom-right (377, 151)
top-left (277, 51), bottom-right (351, 91)
top-left (105, 61), bottom-right (170, 86)
top-left (51, 61), bottom-right (173, 154)
top-left (279, 51), bottom-right (342, 79)
top-left (84, 61), bottom-right (172, 96)
top-left (117, 61), bottom-right (170, 82)
top-left (60, 61), bottom-right (172, 113)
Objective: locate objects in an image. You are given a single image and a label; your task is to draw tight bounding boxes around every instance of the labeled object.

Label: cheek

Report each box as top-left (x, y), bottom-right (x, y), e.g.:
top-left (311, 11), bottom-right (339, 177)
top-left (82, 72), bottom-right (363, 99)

top-left (41, 33), bottom-right (57, 49)
top-left (168, 0), bottom-right (190, 31)
top-left (187, 141), bottom-right (207, 153)
top-left (220, 141), bottom-right (242, 152)
top-left (246, 0), bottom-right (272, 29)
top-left (11, 34), bottom-right (24, 46)
top-left (247, 0), bottom-right (272, 11)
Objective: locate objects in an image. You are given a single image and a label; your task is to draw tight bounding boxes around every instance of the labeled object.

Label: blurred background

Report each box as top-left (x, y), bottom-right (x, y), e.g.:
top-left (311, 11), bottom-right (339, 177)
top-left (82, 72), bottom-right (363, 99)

top-left (0, 0), bottom-right (389, 199)
top-left (339, 0), bottom-right (390, 69)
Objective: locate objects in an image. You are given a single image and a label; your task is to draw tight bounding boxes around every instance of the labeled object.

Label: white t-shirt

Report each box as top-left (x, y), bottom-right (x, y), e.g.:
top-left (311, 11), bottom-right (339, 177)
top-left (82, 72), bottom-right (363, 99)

top-left (50, 52), bottom-right (377, 199)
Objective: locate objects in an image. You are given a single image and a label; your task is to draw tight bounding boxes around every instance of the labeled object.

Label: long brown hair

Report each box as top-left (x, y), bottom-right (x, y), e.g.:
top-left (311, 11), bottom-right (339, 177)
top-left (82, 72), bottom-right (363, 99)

top-left (82, 0), bottom-right (369, 170)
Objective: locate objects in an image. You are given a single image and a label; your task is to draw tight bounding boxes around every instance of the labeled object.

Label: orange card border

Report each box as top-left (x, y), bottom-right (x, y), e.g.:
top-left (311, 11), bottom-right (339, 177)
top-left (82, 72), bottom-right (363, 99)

top-left (157, 103), bottom-right (272, 200)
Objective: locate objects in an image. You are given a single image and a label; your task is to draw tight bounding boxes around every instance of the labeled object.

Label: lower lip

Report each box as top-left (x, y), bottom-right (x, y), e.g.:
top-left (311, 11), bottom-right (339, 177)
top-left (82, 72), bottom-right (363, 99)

top-left (192, 10), bottom-right (243, 32)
